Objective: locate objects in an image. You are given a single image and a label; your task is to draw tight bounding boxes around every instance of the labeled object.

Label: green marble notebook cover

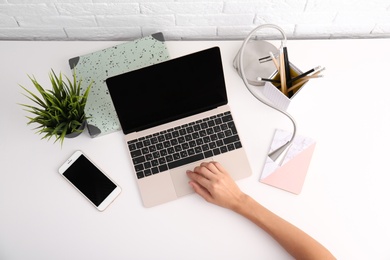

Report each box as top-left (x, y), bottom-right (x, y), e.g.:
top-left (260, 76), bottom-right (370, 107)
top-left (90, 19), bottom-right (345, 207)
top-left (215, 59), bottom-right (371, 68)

top-left (69, 33), bottom-right (170, 138)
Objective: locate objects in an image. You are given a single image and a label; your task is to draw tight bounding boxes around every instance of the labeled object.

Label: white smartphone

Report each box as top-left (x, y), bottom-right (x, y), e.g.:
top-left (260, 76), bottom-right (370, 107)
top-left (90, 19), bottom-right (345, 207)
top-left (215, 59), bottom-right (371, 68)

top-left (59, 151), bottom-right (121, 211)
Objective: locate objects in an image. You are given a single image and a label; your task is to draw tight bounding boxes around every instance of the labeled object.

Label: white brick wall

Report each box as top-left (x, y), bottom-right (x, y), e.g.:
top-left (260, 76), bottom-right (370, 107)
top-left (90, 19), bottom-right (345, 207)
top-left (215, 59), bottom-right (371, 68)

top-left (0, 0), bottom-right (389, 40)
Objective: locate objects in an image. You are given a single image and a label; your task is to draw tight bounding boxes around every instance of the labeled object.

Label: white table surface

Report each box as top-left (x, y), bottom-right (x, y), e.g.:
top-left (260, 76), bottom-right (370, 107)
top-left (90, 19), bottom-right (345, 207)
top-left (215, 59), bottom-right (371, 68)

top-left (1, 39), bottom-right (390, 260)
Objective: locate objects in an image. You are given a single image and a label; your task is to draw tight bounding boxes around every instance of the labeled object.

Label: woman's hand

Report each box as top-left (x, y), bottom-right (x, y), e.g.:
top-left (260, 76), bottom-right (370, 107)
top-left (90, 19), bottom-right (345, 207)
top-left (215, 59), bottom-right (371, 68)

top-left (186, 161), bottom-right (247, 211)
top-left (187, 161), bottom-right (336, 260)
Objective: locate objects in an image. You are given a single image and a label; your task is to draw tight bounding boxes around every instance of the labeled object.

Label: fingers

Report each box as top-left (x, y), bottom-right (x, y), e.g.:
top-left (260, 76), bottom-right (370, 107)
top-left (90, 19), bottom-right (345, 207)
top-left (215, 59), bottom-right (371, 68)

top-left (188, 161), bottom-right (242, 209)
top-left (212, 161), bottom-right (228, 175)
top-left (193, 161), bottom-right (224, 179)
top-left (186, 161), bottom-right (226, 197)
top-left (186, 169), bottom-right (210, 189)
top-left (186, 170), bottom-right (214, 202)
top-left (188, 181), bottom-right (213, 203)
top-left (187, 161), bottom-right (227, 186)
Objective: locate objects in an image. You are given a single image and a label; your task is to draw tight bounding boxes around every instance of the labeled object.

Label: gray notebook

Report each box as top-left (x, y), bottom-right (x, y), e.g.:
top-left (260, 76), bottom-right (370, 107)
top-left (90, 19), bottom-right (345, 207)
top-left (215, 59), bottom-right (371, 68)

top-left (69, 33), bottom-right (170, 138)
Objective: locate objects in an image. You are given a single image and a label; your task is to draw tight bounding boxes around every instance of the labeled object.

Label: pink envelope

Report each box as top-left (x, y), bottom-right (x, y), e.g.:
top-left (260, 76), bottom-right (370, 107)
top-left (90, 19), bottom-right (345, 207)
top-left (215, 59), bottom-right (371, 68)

top-left (260, 129), bottom-right (316, 194)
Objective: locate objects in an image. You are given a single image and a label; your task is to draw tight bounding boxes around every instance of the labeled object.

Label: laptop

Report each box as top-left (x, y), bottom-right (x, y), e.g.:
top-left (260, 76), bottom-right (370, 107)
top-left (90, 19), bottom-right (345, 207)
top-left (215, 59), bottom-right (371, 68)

top-left (106, 47), bottom-right (252, 207)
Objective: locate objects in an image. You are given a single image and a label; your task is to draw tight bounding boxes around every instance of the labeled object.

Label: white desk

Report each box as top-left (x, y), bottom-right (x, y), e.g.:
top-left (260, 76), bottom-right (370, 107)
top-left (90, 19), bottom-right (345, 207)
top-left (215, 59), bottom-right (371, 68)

top-left (1, 39), bottom-right (390, 260)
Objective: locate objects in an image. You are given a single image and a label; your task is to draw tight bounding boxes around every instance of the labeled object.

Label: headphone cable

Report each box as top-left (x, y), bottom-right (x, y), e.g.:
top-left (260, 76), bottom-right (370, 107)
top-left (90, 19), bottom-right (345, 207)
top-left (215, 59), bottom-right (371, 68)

top-left (237, 24), bottom-right (297, 165)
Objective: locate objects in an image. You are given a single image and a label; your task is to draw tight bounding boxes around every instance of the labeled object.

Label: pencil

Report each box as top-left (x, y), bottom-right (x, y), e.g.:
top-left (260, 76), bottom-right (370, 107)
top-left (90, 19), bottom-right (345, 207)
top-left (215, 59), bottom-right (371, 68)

top-left (289, 66), bottom-right (321, 83)
top-left (287, 67), bottom-right (325, 95)
top-left (288, 75), bottom-right (324, 93)
top-left (269, 51), bottom-right (279, 71)
top-left (278, 47), bottom-right (287, 96)
top-left (293, 68), bottom-right (325, 85)
top-left (288, 78), bottom-right (310, 93)
top-left (283, 47), bottom-right (292, 88)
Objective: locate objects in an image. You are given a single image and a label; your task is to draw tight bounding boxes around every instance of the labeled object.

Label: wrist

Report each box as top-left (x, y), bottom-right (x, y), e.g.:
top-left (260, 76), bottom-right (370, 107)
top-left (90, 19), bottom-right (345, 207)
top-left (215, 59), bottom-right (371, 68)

top-left (231, 193), bottom-right (251, 213)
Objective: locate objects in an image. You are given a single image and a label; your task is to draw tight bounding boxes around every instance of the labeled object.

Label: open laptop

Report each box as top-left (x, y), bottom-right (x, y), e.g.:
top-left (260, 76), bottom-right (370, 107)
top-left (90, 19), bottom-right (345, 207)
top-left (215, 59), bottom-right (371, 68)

top-left (106, 47), bottom-right (252, 207)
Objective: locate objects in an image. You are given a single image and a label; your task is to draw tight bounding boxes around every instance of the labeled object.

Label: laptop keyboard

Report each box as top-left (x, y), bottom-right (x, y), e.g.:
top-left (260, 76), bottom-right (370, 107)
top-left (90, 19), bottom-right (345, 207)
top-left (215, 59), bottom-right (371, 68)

top-left (128, 111), bottom-right (243, 179)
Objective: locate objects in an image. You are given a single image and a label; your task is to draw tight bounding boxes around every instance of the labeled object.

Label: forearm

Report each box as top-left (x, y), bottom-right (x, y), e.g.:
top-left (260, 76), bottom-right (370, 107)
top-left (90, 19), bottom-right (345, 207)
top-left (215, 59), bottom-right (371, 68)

top-left (234, 195), bottom-right (335, 260)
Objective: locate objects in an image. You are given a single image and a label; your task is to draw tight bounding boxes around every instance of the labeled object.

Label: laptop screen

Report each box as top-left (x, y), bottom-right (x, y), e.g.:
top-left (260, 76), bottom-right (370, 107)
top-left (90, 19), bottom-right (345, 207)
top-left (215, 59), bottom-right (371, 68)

top-left (106, 47), bottom-right (228, 134)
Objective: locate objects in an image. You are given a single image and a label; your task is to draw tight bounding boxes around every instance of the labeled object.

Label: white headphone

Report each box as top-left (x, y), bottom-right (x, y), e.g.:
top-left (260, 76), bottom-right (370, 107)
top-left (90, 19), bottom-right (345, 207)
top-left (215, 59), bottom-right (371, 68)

top-left (234, 24), bottom-right (296, 165)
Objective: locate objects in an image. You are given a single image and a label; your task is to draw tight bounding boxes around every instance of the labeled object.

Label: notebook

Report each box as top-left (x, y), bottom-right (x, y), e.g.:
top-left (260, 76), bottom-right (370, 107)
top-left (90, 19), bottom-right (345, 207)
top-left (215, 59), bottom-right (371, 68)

top-left (260, 129), bottom-right (316, 194)
top-left (69, 33), bottom-right (170, 138)
top-left (106, 47), bottom-right (252, 207)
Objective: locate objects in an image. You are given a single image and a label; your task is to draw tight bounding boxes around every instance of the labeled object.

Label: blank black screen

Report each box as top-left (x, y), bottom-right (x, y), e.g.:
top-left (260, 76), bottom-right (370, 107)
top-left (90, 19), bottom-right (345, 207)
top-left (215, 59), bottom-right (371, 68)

top-left (63, 155), bottom-right (116, 206)
top-left (106, 47), bottom-right (228, 134)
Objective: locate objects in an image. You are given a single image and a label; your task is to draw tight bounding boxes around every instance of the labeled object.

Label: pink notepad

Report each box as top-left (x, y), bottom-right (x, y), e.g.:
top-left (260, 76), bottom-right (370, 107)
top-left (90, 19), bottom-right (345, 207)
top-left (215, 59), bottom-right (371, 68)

top-left (260, 129), bottom-right (316, 194)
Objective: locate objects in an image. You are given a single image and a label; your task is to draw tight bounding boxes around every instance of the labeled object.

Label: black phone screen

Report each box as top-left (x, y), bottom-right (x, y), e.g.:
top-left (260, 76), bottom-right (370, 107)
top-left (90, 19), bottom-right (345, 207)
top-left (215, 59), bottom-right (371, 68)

top-left (63, 154), bottom-right (117, 206)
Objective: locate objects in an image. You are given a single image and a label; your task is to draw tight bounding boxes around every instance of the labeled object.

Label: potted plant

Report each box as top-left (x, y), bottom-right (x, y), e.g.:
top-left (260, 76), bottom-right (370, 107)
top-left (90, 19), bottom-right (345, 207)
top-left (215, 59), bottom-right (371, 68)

top-left (19, 69), bottom-right (92, 146)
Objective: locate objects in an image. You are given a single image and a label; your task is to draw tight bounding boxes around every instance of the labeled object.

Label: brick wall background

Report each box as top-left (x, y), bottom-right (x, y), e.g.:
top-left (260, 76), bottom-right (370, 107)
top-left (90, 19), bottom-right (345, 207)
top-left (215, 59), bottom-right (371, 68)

top-left (0, 0), bottom-right (389, 41)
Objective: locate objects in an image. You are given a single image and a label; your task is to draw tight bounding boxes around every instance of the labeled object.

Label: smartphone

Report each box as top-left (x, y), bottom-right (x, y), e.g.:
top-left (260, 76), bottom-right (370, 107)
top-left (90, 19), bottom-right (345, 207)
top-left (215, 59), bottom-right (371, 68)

top-left (59, 151), bottom-right (121, 211)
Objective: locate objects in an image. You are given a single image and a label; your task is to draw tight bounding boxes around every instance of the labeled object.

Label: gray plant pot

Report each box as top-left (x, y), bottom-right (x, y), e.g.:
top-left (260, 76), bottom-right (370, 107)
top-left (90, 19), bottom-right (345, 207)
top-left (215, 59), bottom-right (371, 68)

top-left (65, 120), bottom-right (86, 139)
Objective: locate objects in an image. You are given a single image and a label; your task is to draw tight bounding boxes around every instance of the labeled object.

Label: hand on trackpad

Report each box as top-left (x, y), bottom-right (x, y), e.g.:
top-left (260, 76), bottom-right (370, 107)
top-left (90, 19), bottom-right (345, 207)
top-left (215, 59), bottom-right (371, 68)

top-left (170, 160), bottom-right (208, 197)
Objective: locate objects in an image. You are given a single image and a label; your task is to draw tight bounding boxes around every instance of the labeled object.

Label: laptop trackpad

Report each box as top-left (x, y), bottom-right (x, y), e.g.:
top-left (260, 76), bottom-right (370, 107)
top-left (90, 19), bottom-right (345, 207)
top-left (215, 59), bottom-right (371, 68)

top-left (170, 160), bottom-right (206, 197)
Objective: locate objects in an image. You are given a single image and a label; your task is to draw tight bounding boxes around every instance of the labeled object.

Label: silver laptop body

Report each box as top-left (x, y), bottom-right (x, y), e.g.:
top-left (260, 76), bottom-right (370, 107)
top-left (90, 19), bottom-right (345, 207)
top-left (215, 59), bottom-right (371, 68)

top-left (107, 47), bottom-right (251, 207)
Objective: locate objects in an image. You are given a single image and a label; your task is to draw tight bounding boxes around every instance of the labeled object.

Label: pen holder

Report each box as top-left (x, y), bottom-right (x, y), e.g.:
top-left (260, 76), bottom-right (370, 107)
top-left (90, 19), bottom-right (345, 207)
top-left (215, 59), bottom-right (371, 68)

top-left (263, 63), bottom-right (307, 111)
